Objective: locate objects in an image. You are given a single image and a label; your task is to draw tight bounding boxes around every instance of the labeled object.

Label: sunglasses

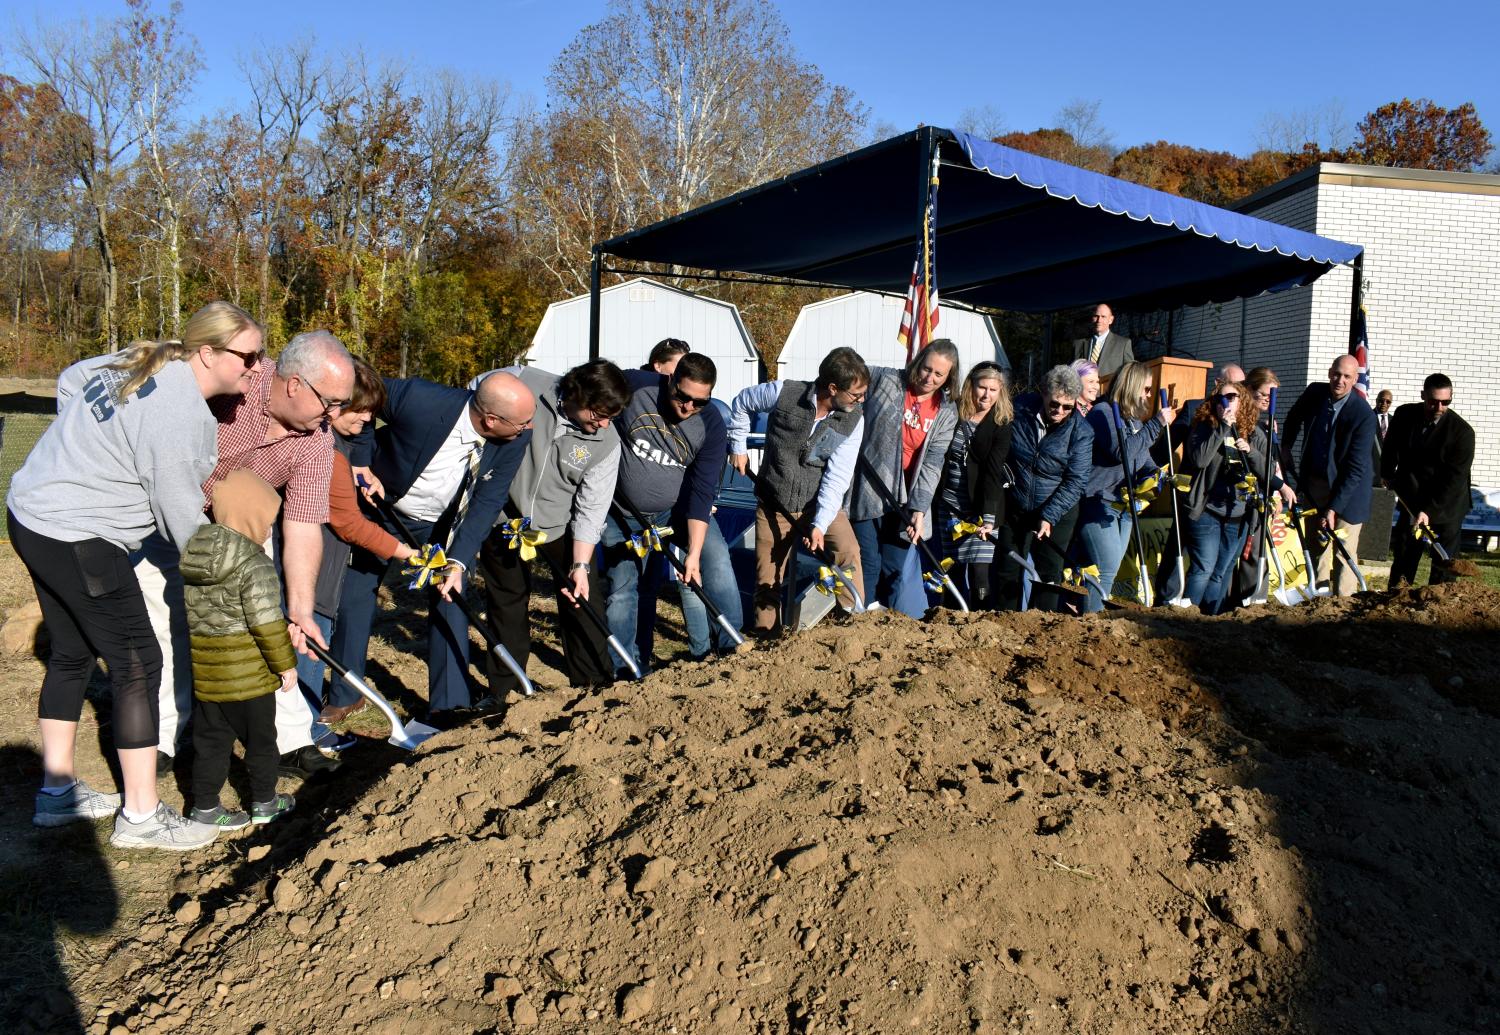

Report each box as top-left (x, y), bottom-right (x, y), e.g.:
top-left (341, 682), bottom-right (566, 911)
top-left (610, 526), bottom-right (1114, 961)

top-left (1215, 393), bottom-right (1239, 405)
top-left (671, 384), bottom-right (711, 409)
top-left (1043, 399), bottom-right (1075, 412)
top-left (224, 346), bottom-right (266, 369)
top-left (1428, 397), bottom-right (1452, 408)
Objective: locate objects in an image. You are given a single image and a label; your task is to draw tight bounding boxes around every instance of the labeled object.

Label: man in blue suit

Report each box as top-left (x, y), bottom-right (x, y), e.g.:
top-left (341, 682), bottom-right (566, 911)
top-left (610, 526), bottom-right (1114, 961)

top-left (1280, 354), bottom-right (1376, 596)
top-left (332, 372), bottom-right (535, 720)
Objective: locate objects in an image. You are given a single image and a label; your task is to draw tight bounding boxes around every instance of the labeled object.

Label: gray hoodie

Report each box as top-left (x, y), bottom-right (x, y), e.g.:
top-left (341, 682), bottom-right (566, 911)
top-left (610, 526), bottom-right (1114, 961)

top-left (8, 356), bottom-right (215, 552)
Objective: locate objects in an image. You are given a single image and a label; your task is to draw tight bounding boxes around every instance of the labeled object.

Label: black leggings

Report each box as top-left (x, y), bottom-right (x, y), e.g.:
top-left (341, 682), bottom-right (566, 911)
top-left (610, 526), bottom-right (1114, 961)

top-left (8, 511), bottom-right (161, 750)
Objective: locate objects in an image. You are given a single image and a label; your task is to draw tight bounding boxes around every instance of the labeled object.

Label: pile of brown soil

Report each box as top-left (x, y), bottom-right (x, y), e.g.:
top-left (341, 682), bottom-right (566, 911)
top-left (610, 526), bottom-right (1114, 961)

top-left (76, 584), bottom-right (1500, 1034)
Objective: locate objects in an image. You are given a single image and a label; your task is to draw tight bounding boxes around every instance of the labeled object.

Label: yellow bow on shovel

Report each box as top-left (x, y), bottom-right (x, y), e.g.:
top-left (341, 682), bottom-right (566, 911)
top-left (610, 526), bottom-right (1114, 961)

top-left (500, 516), bottom-right (549, 561)
top-left (627, 523), bottom-right (673, 557)
top-left (947, 518), bottom-right (982, 541)
top-left (402, 543), bottom-right (450, 590)
top-left (922, 556), bottom-right (956, 592)
top-left (815, 565), bottom-right (856, 596)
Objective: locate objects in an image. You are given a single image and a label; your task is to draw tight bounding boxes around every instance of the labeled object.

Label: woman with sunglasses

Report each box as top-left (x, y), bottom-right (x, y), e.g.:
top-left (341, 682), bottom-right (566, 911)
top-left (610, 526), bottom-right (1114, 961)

top-left (933, 362), bottom-right (1013, 608)
top-left (993, 365), bottom-right (1094, 612)
top-left (8, 301), bottom-right (262, 850)
top-left (1180, 381), bottom-right (1271, 614)
top-left (1230, 367), bottom-right (1297, 607)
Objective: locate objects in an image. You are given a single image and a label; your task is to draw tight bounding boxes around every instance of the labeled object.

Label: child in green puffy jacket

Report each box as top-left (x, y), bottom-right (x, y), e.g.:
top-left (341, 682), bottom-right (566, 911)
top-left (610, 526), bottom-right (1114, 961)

top-left (180, 469), bottom-right (298, 829)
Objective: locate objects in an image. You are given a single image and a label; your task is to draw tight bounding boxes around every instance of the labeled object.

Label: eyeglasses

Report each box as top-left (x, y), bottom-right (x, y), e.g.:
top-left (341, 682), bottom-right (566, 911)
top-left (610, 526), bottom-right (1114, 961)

top-left (223, 346), bottom-right (266, 369)
top-left (1043, 399), bottom-right (1075, 412)
top-left (300, 377), bottom-right (346, 416)
top-left (1215, 393), bottom-right (1239, 405)
top-left (1427, 397), bottom-right (1452, 408)
top-left (475, 403), bottom-right (532, 430)
top-left (671, 384), bottom-right (711, 409)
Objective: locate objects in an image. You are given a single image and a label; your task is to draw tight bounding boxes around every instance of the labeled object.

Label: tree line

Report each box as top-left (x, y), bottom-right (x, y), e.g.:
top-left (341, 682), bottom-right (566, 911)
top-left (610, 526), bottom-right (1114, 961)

top-left (1, 0), bottom-right (1490, 383)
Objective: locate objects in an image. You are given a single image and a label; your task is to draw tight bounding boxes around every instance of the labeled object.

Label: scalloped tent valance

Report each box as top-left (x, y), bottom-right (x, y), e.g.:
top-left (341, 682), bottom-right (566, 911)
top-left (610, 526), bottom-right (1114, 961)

top-left (597, 127), bottom-right (1361, 316)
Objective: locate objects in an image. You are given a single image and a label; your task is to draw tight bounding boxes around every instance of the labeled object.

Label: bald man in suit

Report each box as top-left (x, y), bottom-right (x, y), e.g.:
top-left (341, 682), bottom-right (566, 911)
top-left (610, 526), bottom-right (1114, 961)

top-left (1071, 303), bottom-right (1135, 378)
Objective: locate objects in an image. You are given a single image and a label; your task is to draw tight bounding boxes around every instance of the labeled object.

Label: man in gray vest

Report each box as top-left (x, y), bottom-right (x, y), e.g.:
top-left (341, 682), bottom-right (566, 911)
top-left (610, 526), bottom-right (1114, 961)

top-left (477, 359), bottom-right (630, 690)
top-left (728, 347), bottom-right (869, 633)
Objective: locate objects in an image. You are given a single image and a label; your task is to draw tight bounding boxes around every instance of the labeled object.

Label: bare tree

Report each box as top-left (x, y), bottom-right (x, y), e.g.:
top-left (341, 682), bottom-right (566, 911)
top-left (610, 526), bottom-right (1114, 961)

top-left (514, 0), bottom-right (868, 293)
top-left (239, 39), bottom-right (328, 332)
top-left (956, 103), bottom-right (1007, 141)
top-left (1256, 100), bottom-right (1351, 154)
top-left (16, 2), bottom-right (155, 349)
top-left (123, 0), bottom-right (200, 337)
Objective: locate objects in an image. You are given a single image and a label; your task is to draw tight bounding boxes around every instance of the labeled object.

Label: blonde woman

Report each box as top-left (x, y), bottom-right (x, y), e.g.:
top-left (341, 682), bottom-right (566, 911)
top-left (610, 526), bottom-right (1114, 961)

top-left (9, 301), bottom-right (263, 850)
top-left (1074, 360), bottom-right (1173, 610)
top-left (934, 362), bottom-right (1013, 608)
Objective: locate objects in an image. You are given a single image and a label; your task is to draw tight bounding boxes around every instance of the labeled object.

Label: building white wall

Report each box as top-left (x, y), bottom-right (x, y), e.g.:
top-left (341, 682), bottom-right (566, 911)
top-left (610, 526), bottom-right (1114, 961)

top-left (525, 278), bottom-right (761, 402)
top-left (776, 293), bottom-right (1008, 384)
top-left (1167, 173), bottom-right (1500, 486)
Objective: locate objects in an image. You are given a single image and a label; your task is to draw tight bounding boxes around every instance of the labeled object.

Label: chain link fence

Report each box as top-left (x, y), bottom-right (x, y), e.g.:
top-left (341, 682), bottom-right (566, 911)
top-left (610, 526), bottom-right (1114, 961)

top-left (0, 412), bottom-right (55, 541)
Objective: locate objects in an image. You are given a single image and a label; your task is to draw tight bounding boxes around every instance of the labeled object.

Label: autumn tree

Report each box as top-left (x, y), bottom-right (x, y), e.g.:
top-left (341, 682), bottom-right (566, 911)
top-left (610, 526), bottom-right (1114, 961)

top-left (514, 0), bottom-right (868, 297)
top-left (0, 76), bottom-right (73, 357)
top-left (1346, 98), bottom-right (1491, 171)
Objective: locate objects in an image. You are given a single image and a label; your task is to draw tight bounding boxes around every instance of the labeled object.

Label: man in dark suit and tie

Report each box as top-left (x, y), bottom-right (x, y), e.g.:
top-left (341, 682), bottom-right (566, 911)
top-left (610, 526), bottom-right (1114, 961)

top-left (1381, 373), bottom-right (1474, 586)
top-left (1280, 354), bottom-right (1377, 596)
top-left (1071, 303), bottom-right (1135, 378)
top-left (1374, 389), bottom-right (1394, 442)
top-left (332, 372), bottom-right (535, 720)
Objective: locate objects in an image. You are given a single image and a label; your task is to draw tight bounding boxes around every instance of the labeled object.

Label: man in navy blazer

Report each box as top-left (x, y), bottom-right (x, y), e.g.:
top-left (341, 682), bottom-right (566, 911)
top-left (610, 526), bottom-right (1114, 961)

top-left (332, 372), bottom-right (535, 717)
top-left (1279, 355), bottom-right (1376, 596)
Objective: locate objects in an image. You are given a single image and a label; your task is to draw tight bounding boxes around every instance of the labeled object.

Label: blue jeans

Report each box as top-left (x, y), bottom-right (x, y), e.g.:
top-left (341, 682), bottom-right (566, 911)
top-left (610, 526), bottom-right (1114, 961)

top-left (852, 513), bottom-right (913, 606)
top-left (1075, 496), bottom-right (1134, 612)
top-left (672, 518), bottom-right (743, 657)
top-left (603, 509), bottom-right (744, 674)
top-left (1184, 511), bottom-right (1250, 615)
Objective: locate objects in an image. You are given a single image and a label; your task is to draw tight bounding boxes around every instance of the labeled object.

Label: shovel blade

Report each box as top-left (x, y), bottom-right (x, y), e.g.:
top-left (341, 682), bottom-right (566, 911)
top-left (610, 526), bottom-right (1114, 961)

top-left (388, 720), bottom-right (440, 751)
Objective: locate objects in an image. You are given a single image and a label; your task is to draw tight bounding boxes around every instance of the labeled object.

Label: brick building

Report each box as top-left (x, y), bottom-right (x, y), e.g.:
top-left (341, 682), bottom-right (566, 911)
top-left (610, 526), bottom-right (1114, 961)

top-left (1143, 163), bottom-right (1500, 487)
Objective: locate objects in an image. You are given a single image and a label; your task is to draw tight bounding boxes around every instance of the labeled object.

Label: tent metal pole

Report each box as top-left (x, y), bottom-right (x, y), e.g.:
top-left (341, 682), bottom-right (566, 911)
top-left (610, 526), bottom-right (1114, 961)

top-left (588, 247), bottom-right (603, 361)
top-left (1347, 252), bottom-right (1364, 350)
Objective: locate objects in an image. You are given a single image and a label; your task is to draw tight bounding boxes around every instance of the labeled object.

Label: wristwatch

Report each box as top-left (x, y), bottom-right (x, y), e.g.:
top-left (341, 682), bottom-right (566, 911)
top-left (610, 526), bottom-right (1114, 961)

top-left (569, 562), bottom-right (592, 574)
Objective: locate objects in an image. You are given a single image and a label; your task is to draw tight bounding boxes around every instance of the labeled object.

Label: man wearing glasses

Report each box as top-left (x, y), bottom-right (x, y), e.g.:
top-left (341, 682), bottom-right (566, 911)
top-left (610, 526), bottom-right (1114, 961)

top-left (1280, 354), bottom-right (1377, 596)
top-left (1381, 373), bottom-right (1474, 586)
top-left (477, 360), bottom-right (631, 693)
top-left (329, 368), bottom-right (535, 725)
top-left (599, 351), bottom-right (742, 674)
top-left (201, 329), bottom-right (357, 774)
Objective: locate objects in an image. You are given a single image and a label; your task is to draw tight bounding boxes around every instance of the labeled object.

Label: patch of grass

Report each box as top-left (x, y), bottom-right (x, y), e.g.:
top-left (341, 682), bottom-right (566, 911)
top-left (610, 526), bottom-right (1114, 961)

top-left (1364, 548), bottom-right (1500, 591)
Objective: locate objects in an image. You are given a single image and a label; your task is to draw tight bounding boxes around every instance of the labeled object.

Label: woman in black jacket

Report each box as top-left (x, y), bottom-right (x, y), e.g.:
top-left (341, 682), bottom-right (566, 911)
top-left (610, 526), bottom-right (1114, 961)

top-left (934, 362), bottom-right (1013, 608)
top-left (1181, 382), bottom-right (1270, 614)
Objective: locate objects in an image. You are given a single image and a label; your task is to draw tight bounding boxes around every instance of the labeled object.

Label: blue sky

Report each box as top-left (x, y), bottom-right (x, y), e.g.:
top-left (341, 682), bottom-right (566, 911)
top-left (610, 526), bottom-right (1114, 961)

top-left (7, 0), bottom-right (1497, 157)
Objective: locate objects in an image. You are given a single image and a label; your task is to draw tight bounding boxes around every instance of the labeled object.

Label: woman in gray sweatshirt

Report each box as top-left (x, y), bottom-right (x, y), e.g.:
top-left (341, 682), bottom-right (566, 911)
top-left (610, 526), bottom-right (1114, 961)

top-left (7, 301), bottom-right (262, 851)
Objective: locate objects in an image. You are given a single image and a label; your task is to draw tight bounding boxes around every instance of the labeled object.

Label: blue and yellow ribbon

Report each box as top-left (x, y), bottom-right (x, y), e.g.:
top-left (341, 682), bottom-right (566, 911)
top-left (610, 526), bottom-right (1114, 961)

top-left (403, 543), bottom-right (450, 590)
top-left (923, 556), bottom-right (955, 593)
top-left (947, 517), bottom-right (983, 541)
top-left (500, 516), bottom-right (548, 561)
top-left (815, 565), bottom-right (855, 596)
top-left (627, 523), bottom-right (673, 557)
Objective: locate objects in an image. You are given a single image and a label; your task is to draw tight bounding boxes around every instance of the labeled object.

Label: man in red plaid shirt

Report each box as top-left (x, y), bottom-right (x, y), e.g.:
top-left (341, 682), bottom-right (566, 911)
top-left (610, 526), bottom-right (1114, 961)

top-left (173, 331), bottom-right (355, 775)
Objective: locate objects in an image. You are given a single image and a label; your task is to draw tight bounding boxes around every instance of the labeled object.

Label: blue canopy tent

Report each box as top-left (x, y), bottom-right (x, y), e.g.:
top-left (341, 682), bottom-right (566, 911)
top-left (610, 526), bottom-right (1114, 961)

top-left (587, 126), bottom-right (1364, 354)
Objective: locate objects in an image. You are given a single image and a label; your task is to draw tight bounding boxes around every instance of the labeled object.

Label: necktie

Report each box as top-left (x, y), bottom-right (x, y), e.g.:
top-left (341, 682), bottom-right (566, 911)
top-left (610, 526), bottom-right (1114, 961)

top-left (444, 443), bottom-right (483, 550)
top-left (1090, 336), bottom-right (1103, 363)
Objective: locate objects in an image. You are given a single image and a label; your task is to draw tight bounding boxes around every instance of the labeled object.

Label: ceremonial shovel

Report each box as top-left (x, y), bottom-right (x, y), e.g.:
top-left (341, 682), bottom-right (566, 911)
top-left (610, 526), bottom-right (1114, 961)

top-left (305, 640), bottom-right (438, 751)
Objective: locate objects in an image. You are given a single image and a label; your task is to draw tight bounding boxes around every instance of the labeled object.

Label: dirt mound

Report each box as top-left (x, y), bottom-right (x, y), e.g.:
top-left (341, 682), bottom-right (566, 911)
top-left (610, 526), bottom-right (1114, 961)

top-left (78, 585), bottom-right (1500, 1034)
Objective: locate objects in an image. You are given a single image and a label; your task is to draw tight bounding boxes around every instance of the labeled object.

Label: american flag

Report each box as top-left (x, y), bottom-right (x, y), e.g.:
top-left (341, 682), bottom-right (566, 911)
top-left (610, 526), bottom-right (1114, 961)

top-left (1349, 302), bottom-right (1370, 399)
top-left (898, 151), bottom-right (941, 361)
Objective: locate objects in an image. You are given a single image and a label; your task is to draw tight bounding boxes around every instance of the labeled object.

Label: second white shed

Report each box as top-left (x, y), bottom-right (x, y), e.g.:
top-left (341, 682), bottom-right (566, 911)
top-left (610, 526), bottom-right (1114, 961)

top-left (775, 293), bottom-right (1008, 383)
top-left (524, 277), bottom-right (761, 401)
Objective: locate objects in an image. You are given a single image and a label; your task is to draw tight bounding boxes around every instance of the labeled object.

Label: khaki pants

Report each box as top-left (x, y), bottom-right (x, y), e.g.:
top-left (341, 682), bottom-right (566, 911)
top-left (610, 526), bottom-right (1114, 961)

top-left (1303, 476), bottom-right (1364, 597)
top-left (754, 506), bottom-right (862, 629)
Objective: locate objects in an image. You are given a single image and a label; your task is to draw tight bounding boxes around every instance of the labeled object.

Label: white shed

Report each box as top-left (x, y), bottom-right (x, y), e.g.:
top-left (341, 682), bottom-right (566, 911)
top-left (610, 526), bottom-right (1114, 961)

top-left (775, 293), bottom-right (1008, 382)
top-left (524, 277), bottom-right (761, 401)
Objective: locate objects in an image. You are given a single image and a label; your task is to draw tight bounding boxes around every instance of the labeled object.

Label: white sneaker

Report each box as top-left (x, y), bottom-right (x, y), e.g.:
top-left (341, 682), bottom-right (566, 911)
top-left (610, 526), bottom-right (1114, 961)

top-left (33, 780), bottom-right (122, 828)
top-left (109, 802), bottom-right (219, 851)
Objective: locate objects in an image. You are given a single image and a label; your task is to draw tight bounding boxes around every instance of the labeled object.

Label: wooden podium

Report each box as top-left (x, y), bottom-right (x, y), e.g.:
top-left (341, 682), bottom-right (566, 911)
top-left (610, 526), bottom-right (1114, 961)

top-left (1100, 356), bottom-right (1212, 413)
